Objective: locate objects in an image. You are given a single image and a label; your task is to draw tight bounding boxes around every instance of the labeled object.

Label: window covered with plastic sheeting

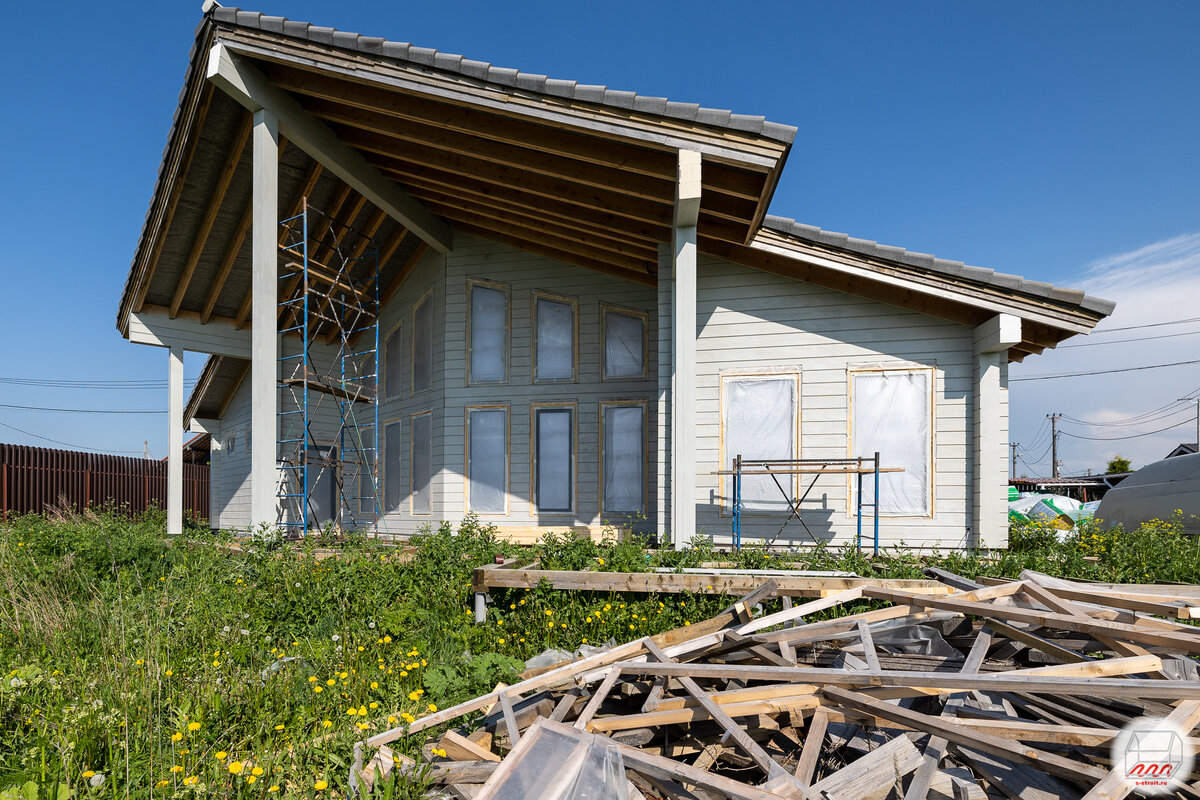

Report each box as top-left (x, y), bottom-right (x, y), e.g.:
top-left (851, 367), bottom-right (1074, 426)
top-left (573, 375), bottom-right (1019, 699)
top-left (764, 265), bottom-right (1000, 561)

top-left (469, 283), bottom-right (507, 384)
top-left (411, 412), bottom-right (432, 514)
top-left (535, 296), bottom-right (575, 381)
top-left (851, 368), bottom-right (932, 516)
top-left (534, 407), bottom-right (573, 513)
top-left (602, 308), bottom-right (645, 379)
top-left (384, 421), bottom-right (401, 514)
top-left (468, 407), bottom-right (507, 513)
top-left (383, 323), bottom-right (402, 398)
top-left (413, 293), bottom-right (433, 393)
top-left (602, 404), bottom-right (645, 514)
top-left (722, 374), bottom-right (798, 513)
top-left (357, 470), bottom-right (375, 516)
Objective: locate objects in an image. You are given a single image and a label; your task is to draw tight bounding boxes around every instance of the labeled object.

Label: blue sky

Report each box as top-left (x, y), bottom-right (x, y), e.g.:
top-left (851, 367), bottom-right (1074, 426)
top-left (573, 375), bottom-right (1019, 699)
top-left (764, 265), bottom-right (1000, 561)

top-left (0, 1), bottom-right (1197, 471)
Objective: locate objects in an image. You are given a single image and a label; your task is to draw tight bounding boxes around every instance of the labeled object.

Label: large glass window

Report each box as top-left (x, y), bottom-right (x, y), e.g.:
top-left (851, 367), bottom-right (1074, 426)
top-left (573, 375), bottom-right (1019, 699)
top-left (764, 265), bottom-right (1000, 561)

top-left (534, 296), bottom-right (575, 381)
top-left (533, 407), bottom-right (574, 513)
top-left (467, 408), bottom-right (507, 513)
top-left (413, 293), bottom-right (433, 393)
top-left (411, 412), bottom-right (432, 514)
top-left (469, 283), bottom-right (508, 384)
top-left (722, 374), bottom-right (798, 513)
top-left (602, 404), bottom-right (645, 514)
top-left (851, 368), bottom-right (932, 516)
top-left (602, 308), bottom-right (646, 379)
top-left (384, 421), bottom-right (402, 514)
top-left (384, 323), bottom-right (402, 398)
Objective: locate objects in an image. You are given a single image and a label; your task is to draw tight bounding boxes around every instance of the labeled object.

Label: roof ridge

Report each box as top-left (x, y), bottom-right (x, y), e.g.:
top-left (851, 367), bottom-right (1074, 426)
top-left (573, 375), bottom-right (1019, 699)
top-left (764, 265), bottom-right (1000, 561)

top-left (205, 5), bottom-right (797, 144)
top-left (761, 215), bottom-right (1116, 316)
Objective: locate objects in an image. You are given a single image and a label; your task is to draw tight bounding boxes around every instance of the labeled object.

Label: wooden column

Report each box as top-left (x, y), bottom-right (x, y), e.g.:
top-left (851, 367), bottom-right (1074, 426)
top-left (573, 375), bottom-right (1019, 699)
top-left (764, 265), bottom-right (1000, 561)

top-left (250, 108), bottom-right (280, 530)
top-left (670, 150), bottom-right (701, 550)
top-left (973, 314), bottom-right (1021, 549)
top-left (656, 245), bottom-right (673, 540)
top-left (167, 345), bottom-right (184, 535)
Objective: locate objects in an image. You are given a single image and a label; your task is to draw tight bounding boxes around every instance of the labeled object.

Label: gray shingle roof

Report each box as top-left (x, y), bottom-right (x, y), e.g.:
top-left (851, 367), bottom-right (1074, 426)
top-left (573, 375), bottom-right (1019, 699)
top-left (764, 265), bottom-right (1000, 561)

top-left (761, 215), bottom-right (1116, 316)
top-left (207, 5), bottom-right (798, 145)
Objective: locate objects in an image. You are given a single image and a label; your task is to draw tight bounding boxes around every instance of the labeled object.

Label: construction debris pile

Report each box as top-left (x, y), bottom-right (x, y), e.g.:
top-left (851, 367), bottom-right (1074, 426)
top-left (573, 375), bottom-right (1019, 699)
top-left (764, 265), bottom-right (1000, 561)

top-left (356, 569), bottom-right (1200, 800)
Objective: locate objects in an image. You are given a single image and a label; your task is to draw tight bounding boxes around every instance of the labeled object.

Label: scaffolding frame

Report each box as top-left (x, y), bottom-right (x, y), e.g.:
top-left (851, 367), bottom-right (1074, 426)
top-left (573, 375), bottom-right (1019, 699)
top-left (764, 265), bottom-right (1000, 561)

top-left (276, 200), bottom-right (381, 535)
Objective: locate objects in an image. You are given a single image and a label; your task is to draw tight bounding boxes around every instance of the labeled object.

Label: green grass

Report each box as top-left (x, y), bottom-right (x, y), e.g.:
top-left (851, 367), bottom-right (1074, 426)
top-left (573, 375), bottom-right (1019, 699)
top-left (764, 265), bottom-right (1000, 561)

top-left (0, 509), bottom-right (1197, 797)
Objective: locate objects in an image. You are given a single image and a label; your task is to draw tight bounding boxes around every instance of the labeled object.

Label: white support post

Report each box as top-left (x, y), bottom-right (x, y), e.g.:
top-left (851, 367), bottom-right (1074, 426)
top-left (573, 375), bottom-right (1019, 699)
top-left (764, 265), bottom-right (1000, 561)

top-left (671, 150), bottom-right (702, 550)
top-left (167, 345), bottom-right (184, 536)
top-left (250, 108), bottom-right (280, 531)
top-left (656, 245), bottom-right (673, 540)
top-left (973, 314), bottom-right (1021, 549)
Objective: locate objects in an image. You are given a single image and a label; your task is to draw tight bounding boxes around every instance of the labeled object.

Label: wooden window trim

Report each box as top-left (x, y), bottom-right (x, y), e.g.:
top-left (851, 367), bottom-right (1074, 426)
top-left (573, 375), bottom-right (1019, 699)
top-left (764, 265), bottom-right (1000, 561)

top-left (465, 404), bottom-right (510, 517)
top-left (409, 410), bottom-right (434, 516)
top-left (382, 318), bottom-right (403, 401)
top-left (381, 416), bottom-right (404, 517)
top-left (532, 291), bottom-right (579, 384)
top-left (600, 305), bottom-right (649, 381)
top-left (528, 402), bottom-right (578, 517)
top-left (411, 287), bottom-right (434, 396)
top-left (599, 399), bottom-right (649, 518)
top-left (466, 279), bottom-right (511, 387)
top-left (717, 369), bottom-right (802, 519)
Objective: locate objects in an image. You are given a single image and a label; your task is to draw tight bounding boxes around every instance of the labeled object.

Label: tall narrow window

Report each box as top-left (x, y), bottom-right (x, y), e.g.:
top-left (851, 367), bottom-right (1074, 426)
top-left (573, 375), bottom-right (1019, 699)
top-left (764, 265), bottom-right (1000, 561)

top-left (384, 323), bottom-right (402, 398)
top-left (534, 296), bottom-right (575, 381)
top-left (413, 293), bottom-right (432, 393)
top-left (358, 469), bottom-right (376, 516)
top-left (851, 368), bottom-right (932, 516)
top-left (722, 374), bottom-right (798, 512)
top-left (602, 308), bottom-right (646, 379)
top-left (467, 408), bottom-right (507, 513)
top-left (469, 284), bottom-right (507, 384)
top-left (384, 421), bottom-right (401, 514)
top-left (411, 412), bottom-right (432, 514)
top-left (533, 407), bottom-right (574, 513)
top-left (602, 404), bottom-right (645, 514)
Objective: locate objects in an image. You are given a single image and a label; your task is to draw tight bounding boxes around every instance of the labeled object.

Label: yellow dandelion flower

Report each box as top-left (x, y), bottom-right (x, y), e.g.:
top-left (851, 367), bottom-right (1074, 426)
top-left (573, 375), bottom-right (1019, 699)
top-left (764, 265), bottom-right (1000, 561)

top-left (544, 609), bottom-right (553, 616)
top-left (314, 686), bottom-right (323, 693)
top-left (428, 703), bottom-right (438, 712)
top-left (252, 767), bottom-right (264, 776)
top-left (308, 676), bottom-right (318, 683)
top-left (268, 785), bottom-right (280, 793)
top-left (216, 751), bottom-right (228, 760)
top-left (170, 766), bottom-right (184, 774)
top-left (82, 771), bottom-right (95, 778)
top-left (247, 775), bottom-right (258, 784)
top-left (322, 720), bottom-right (333, 729)
top-left (370, 681), bottom-right (379, 689)
top-left (229, 761), bottom-right (244, 775)
top-left (326, 678), bottom-right (336, 686)
top-left (383, 635), bottom-right (392, 643)
top-left (187, 722), bottom-right (201, 731)
top-left (274, 723), bottom-right (285, 730)
top-left (315, 780), bottom-right (328, 790)
top-left (165, 670), bottom-right (174, 677)
top-left (171, 732), bottom-right (183, 742)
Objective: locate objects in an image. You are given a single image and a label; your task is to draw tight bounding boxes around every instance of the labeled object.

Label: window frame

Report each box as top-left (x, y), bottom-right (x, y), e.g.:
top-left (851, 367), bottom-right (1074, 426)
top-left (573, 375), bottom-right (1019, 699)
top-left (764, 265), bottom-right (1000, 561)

top-left (717, 369), bottom-right (802, 518)
top-left (464, 404), bottom-right (510, 517)
top-left (846, 364), bottom-right (936, 519)
top-left (382, 319), bottom-right (403, 400)
top-left (599, 399), bottom-right (648, 517)
top-left (411, 288), bottom-right (434, 395)
top-left (466, 279), bottom-right (510, 387)
top-left (600, 305), bottom-right (649, 381)
top-left (409, 410), bottom-right (433, 516)
top-left (381, 417), bottom-right (404, 516)
top-left (529, 402), bottom-right (577, 516)
top-left (531, 292), bottom-right (578, 384)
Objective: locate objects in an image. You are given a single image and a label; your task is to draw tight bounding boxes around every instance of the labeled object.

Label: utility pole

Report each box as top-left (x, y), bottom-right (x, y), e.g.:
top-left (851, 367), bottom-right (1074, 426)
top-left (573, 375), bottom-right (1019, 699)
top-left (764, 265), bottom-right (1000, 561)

top-left (1009, 442), bottom-right (1019, 477)
top-left (1047, 413), bottom-right (1061, 478)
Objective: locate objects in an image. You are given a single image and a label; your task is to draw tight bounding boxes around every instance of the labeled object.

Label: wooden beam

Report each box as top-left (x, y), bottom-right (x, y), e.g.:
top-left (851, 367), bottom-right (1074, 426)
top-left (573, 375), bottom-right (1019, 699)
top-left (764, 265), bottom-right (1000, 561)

top-left (1080, 700), bottom-right (1200, 800)
top-left (206, 44), bottom-right (452, 252)
top-left (169, 113), bottom-right (253, 318)
top-left (132, 83), bottom-right (214, 315)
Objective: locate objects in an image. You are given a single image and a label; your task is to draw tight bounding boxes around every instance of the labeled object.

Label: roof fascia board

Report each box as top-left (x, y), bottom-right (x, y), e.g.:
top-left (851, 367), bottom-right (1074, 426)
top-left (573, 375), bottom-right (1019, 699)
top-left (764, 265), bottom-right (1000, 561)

top-left (205, 42), bottom-right (453, 253)
top-left (748, 236), bottom-right (1094, 335)
top-left (215, 36), bottom-right (784, 172)
top-left (129, 308), bottom-right (252, 359)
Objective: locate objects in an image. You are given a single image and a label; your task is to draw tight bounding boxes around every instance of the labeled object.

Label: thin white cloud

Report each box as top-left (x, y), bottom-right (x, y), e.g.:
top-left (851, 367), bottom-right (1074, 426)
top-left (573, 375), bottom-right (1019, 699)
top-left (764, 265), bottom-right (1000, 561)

top-left (1009, 232), bottom-right (1200, 476)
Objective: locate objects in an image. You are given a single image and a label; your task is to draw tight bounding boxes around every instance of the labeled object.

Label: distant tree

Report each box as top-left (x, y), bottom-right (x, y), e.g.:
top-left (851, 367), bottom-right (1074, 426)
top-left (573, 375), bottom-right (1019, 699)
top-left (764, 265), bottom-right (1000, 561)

top-left (1106, 455), bottom-right (1132, 474)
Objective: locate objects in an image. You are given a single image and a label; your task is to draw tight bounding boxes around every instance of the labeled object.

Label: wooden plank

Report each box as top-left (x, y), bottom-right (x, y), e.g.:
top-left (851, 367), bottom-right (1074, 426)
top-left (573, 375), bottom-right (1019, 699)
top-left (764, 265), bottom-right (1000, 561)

top-left (439, 730), bottom-right (500, 763)
top-left (588, 693), bottom-right (819, 733)
top-left (497, 691), bottom-right (521, 746)
top-left (1080, 700), bottom-right (1200, 800)
top-left (985, 619), bottom-right (1092, 664)
top-left (812, 734), bottom-right (922, 800)
top-left (573, 667), bottom-right (622, 730)
top-left (858, 621), bottom-right (881, 672)
top-left (736, 588), bottom-right (863, 635)
top-left (1049, 586), bottom-right (1199, 619)
top-left (794, 706), bottom-right (830, 785)
top-left (957, 748), bottom-right (1083, 800)
top-left (821, 686), bottom-right (1107, 784)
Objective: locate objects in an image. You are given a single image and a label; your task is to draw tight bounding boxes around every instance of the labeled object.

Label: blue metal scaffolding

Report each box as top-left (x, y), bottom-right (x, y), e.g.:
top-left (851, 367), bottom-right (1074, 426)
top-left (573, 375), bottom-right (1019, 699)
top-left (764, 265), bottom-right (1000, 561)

top-left (276, 200), bottom-right (381, 534)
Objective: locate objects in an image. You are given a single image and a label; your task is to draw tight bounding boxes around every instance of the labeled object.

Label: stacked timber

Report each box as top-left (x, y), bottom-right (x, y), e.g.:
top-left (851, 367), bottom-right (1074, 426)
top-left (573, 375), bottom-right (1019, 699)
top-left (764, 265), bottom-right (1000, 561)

top-left (357, 570), bottom-right (1200, 800)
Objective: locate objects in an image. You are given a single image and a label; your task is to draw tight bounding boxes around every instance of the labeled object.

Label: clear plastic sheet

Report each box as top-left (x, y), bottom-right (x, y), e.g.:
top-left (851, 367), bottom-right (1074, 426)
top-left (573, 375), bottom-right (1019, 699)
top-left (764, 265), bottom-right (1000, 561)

top-left (480, 722), bottom-right (626, 800)
top-left (470, 285), bottom-right (507, 383)
top-left (536, 409), bottom-right (572, 512)
top-left (413, 296), bottom-right (433, 392)
top-left (851, 370), bottom-right (930, 515)
top-left (469, 408), bottom-right (507, 512)
top-left (724, 376), bottom-right (796, 512)
top-left (411, 413), bottom-right (432, 513)
top-left (537, 298), bottom-right (574, 380)
top-left (384, 324), bottom-right (402, 398)
top-left (604, 310), bottom-right (644, 378)
top-left (603, 406), bottom-right (644, 513)
top-left (384, 422), bottom-right (401, 513)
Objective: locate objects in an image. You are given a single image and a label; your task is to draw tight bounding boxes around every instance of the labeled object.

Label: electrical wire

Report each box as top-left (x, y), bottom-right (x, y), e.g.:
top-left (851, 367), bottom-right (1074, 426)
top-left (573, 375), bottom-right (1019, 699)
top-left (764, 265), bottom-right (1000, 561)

top-left (0, 420), bottom-right (144, 455)
top-left (0, 377), bottom-right (197, 390)
top-left (0, 403), bottom-right (163, 414)
top-left (1058, 418), bottom-right (1192, 441)
top-left (1057, 329), bottom-right (1200, 349)
top-left (1087, 316), bottom-right (1200, 334)
top-left (1011, 358), bottom-right (1200, 382)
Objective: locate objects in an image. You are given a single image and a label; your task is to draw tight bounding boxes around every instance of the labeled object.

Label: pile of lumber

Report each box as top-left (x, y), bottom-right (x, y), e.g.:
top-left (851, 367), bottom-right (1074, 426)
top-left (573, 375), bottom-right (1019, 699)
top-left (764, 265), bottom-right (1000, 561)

top-left (357, 570), bottom-right (1200, 800)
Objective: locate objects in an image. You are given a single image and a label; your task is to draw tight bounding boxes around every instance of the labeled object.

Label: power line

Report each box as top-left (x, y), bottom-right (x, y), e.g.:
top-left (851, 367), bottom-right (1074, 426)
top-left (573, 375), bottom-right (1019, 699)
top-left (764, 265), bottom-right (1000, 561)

top-left (1011, 358), bottom-right (1200, 382)
top-left (0, 403), bottom-right (164, 414)
top-left (1058, 389), bottom-right (1200, 427)
top-left (0, 377), bottom-right (198, 389)
top-left (1057, 329), bottom-right (1200, 349)
top-left (0, 419), bottom-right (144, 455)
top-left (1088, 316), bottom-right (1200, 334)
top-left (1058, 418), bottom-right (1192, 442)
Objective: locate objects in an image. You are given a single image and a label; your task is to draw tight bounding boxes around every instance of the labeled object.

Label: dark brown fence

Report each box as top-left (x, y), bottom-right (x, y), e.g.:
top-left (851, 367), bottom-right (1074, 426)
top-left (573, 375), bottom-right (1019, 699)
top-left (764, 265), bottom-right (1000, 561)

top-left (0, 443), bottom-right (209, 521)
